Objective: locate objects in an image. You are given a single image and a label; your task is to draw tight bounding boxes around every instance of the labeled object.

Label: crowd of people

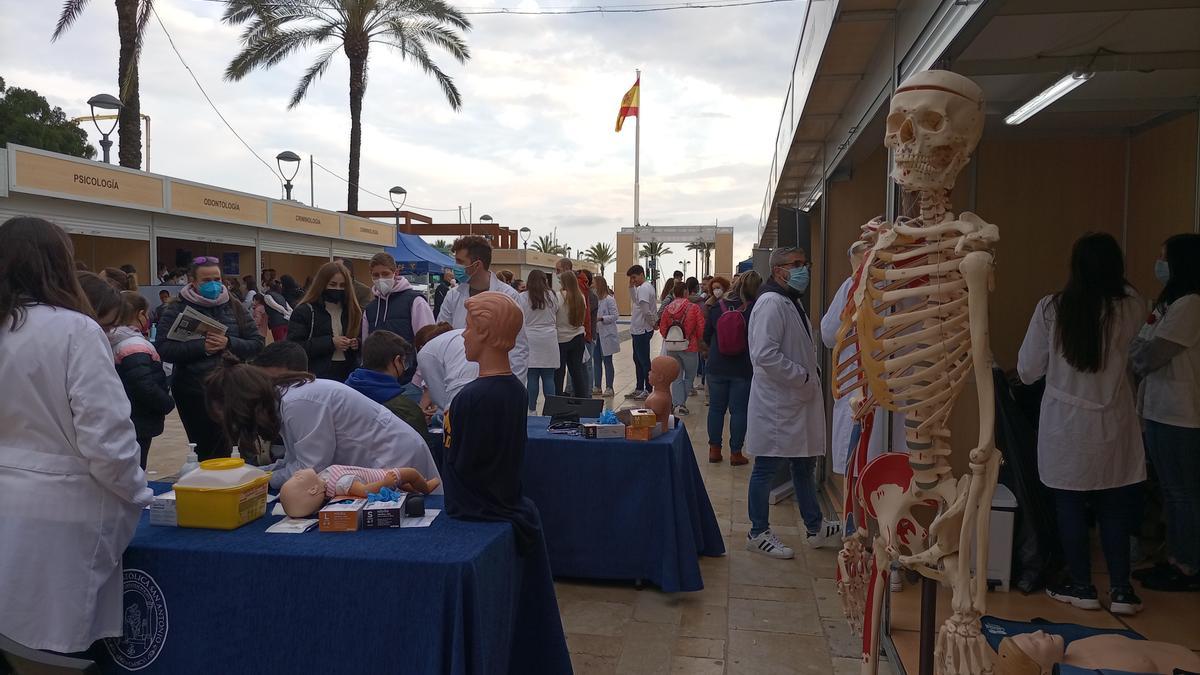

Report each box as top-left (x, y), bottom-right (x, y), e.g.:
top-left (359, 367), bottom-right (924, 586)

top-left (2, 211), bottom-right (1198, 658)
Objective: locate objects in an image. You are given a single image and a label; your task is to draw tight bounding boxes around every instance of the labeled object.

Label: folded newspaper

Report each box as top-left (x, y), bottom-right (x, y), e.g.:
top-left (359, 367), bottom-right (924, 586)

top-left (166, 305), bottom-right (228, 341)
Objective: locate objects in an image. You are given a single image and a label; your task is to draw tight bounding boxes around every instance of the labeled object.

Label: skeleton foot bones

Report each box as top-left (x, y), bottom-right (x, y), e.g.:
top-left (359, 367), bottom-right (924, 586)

top-left (834, 69), bottom-right (999, 675)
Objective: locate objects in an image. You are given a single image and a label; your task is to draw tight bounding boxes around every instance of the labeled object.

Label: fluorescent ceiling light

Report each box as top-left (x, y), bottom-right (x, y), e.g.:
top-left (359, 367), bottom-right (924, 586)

top-left (1005, 72), bottom-right (1093, 126)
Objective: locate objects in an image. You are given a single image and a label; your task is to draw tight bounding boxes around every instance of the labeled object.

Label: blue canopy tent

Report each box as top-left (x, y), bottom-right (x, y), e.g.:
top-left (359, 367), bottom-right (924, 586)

top-left (736, 258), bottom-right (754, 273)
top-left (383, 233), bottom-right (457, 277)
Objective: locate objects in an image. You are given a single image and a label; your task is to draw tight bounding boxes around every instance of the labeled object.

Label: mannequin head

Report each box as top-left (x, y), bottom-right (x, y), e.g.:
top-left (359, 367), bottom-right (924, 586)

top-left (995, 632), bottom-right (1065, 675)
top-left (278, 468), bottom-right (327, 517)
top-left (648, 355), bottom-right (680, 390)
top-left (463, 291), bottom-right (521, 375)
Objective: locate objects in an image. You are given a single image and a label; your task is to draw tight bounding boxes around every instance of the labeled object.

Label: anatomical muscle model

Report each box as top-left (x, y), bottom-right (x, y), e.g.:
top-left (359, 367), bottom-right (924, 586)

top-left (834, 70), bottom-right (1000, 675)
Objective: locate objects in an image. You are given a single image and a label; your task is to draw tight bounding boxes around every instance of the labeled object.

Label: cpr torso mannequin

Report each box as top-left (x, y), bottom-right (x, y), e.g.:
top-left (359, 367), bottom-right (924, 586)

top-left (996, 631), bottom-right (1200, 675)
top-left (646, 355), bottom-right (680, 433)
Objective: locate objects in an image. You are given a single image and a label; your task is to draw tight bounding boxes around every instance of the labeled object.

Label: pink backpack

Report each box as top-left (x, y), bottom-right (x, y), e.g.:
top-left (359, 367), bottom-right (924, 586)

top-left (715, 300), bottom-right (748, 356)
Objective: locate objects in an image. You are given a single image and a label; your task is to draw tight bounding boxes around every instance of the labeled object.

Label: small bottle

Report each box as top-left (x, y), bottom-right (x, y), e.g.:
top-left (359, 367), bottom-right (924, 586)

top-left (230, 446), bottom-right (241, 461)
top-left (180, 444), bottom-right (200, 478)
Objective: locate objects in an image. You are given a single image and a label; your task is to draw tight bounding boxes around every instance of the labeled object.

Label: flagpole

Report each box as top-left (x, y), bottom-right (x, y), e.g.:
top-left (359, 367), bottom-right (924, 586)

top-left (634, 68), bottom-right (641, 230)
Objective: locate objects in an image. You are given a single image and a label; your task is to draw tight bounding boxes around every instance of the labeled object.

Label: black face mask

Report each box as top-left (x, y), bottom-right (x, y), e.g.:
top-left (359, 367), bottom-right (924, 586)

top-left (322, 289), bottom-right (345, 304)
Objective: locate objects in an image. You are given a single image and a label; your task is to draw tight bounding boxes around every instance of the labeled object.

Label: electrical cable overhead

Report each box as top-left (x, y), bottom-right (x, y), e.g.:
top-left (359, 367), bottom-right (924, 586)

top-left (310, 160), bottom-right (463, 212)
top-left (150, 5), bottom-right (281, 181)
top-left (193, 0), bottom-right (799, 16)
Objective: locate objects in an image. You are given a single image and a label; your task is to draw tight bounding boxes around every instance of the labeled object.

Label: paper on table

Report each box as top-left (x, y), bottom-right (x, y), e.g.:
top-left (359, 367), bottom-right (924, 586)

top-left (271, 502), bottom-right (286, 517)
top-left (400, 509), bottom-right (441, 528)
top-left (266, 518), bottom-right (318, 534)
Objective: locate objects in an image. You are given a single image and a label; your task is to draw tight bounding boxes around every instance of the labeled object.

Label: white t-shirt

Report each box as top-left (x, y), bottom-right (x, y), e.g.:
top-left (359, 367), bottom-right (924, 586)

top-left (629, 282), bottom-right (657, 335)
top-left (1141, 294), bottom-right (1200, 428)
top-left (415, 329), bottom-right (477, 412)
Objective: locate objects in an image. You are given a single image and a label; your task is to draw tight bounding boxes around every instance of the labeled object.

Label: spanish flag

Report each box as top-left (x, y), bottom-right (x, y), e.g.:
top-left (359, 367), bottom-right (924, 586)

top-left (615, 76), bottom-right (640, 132)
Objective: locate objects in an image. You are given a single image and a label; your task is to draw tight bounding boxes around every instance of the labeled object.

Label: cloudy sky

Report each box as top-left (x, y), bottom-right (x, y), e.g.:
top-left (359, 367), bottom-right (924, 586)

top-left (2, 0), bottom-right (802, 272)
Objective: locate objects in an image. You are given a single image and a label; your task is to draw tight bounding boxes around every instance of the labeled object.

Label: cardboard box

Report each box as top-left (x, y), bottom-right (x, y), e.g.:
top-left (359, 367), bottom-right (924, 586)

top-left (319, 498), bottom-right (366, 532)
top-left (583, 423), bottom-right (626, 439)
top-left (628, 409), bottom-right (657, 428)
top-left (626, 425), bottom-right (665, 442)
top-left (149, 491), bottom-right (177, 527)
top-left (362, 496), bottom-right (408, 529)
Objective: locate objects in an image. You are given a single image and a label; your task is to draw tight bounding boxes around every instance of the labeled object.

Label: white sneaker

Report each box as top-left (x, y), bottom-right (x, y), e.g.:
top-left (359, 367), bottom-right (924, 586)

top-left (890, 568), bottom-right (903, 592)
top-left (673, 405), bottom-right (690, 416)
top-left (592, 387), bottom-right (603, 395)
top-left (806, 520), bottom-right (843, 549)
top-left (746, 530), bottom-right (795, 559)
top-left (604, 388), bottom-right (615, 396)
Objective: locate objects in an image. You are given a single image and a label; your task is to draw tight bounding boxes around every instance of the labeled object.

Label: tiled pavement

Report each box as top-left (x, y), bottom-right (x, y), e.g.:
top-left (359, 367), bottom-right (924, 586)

top-left (146, 333), bottom-right (861, 674)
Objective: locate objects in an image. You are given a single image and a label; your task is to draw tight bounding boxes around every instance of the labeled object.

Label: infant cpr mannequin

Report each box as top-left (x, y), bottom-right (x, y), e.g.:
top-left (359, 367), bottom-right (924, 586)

top-left (995, 630), bottom-right (1200, 675)
top-left (278, 466), bottom-right (439, 518)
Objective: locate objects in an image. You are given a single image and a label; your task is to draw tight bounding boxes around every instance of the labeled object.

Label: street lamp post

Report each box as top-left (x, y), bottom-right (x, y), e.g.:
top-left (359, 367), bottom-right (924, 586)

top-left (87, 94), bottom-right (123, 164)
top-left (479, 214), bottom-right (494, 243)
top-left (276, 151), bottom-right (301, 200)
top-left (519, 227), bottom-right (531, 249)
top-left (389, 186), bottom-right (407, 225)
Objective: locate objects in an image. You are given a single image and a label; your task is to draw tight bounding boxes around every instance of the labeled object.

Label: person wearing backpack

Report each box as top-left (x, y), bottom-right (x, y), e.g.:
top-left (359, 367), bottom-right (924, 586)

top-left (704, 272), bottom-right (760, 464)
top-left (658, 281), bottom-right (705, 416)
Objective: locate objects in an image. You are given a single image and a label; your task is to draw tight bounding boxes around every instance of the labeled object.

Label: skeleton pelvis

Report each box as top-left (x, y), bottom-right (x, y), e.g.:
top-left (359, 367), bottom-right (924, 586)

top-left (857, 452), bottom-right (943, 558)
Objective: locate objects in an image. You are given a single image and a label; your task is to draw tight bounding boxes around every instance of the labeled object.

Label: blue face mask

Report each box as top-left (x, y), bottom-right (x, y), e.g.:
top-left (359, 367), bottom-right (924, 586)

top-left (787, 265), bottom-right (810, 293)
top-left (452, 265), bottom-right (470, 285)
top-left (1154, 260), bottom-right (1170, 285)
top-left (198, 280), bottom-right (224, 300)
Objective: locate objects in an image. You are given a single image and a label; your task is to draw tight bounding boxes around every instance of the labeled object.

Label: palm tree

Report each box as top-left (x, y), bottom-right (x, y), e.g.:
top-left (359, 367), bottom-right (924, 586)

top-left (53, 0), bottom-right (152, 169)
top-left (222, 0), bottom-right (471, 213)
top-left (531, 234), bottom-right (565, 255)
top-left (639, 242), bottom-right (672, 283)
top-left (432, 239), bottom-right (450, 254)
top-left (686, 240), bottom-right (716, 276)
top-left (583, 242), bottom-right (616, 278)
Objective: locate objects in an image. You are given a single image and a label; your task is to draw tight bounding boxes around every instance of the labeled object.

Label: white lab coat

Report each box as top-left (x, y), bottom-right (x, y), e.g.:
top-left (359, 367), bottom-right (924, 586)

top-left (416, 329), bottom-right (481, 411)
top-left (269, 379), bottom-right (440, 491)
top-left (518, 290), bottom-right (561, 369)
top-left (745, 288), bottom-right (826, 458)
top-left (437, 272), bottom-right (529, 380)
top-left (596, 295), bottom-right (621, 356)
top-left (0, 305), bottom-right (153, 652)
top-left (1017, 293), bottom-right (1146, 491)
top-left (820, 277), bottom-right (908, 473)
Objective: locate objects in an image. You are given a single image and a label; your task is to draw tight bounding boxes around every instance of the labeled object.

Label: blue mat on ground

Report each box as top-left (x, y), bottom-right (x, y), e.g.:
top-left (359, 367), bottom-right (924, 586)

top-left (523, 416), bottom-right (725, 593)
top-left (982, 615), bottom-right (1149, 675)
top-left (99, 483), bottom-right (571, 674)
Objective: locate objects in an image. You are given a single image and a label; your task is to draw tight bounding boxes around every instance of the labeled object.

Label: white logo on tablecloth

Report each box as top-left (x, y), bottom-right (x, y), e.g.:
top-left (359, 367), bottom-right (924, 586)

top-left (104, 568), bottom-right (168, 671)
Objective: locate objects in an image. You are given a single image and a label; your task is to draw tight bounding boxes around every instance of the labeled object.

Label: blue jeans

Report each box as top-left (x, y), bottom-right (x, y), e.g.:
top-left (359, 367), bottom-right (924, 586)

top-left (748, 456), bottom-right (823, 537)
top-left (526, 367), bottom-right (556, 412)
top-left (706, 374), bottom-right (750, 451)
top-left (592, 342), bottom-right (614, 389)
top-left (632, 332), bottom-right (652, 391)
top-left (1055, 484), bottom-right (1141, 589)
top-left (1145, 420), bottom-right (1200, 573)
top-left (668, 351), bottom-right (698, 407)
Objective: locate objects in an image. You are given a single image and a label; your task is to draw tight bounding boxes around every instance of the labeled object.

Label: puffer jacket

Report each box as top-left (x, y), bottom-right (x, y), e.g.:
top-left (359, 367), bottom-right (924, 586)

top-left (110, 327), bottom-right (175, 439)
top-left (154, 297), bottom-right (264, 389)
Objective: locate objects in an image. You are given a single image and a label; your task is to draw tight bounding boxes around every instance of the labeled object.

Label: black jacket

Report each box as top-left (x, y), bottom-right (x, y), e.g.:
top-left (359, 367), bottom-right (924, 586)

top-left (155, 298), bottom-right (264, 389)
top-left (115, 347), bottom-right (176, 439)
top-left (704, 294), bottom-right (755, 379)
top-left (433, 281), bottom-right (451, 318)
top-left (287, 301), bottom-right (361, 379)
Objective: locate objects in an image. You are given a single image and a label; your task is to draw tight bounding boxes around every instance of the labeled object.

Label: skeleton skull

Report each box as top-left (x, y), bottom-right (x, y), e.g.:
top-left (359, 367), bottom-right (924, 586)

top-left (885, 70), bottom-right (985, 192)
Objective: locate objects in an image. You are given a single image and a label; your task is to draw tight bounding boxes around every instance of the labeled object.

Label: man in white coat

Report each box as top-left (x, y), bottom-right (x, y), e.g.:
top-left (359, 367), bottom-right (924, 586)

top-left (437, 235), bottom-right (529, 383)
top-left (745, 247), bottom-right (841, 559)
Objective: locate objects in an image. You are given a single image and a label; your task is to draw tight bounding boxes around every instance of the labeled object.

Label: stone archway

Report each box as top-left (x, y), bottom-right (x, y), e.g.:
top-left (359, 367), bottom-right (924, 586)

top-left (614, 225), bottom-right (734, 314)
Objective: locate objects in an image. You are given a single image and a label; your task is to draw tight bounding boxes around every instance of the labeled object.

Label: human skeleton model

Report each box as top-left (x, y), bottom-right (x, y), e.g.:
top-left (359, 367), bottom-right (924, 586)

top-left (833, 70), bottom-right (1000, 675)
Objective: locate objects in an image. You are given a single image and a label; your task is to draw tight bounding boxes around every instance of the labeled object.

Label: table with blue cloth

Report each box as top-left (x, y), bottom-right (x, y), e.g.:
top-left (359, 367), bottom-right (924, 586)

top-left (98, 485), bottom-right (571, 675)
top-left (522, 417), bottom-right (725, 593)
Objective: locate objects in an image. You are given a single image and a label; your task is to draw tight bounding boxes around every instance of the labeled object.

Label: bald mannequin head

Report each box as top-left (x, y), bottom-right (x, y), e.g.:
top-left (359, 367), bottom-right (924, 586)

top-left (464, 291), bottom-right (522, 375)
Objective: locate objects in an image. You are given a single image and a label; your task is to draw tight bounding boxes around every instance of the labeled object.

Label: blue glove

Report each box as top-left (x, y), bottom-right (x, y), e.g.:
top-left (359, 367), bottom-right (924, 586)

top-left (599, 409), bottom-right (619, 425)
top-left (367, 486), bottom-right (403, 503)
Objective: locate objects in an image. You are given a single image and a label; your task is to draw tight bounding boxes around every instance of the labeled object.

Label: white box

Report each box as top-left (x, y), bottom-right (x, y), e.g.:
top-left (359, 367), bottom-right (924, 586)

top-left (149, 491), bottom-right (177, 527)
top-left (970, 483), bottom-right (1017, 592)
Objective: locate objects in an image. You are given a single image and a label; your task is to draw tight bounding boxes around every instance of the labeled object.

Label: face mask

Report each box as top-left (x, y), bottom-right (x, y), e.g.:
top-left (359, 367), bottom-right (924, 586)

top-left (712, 287), bottom-right (725, 299)
top-left (1155, 260), bottom-right (1170, 285)
top-left (322, 289), bottom-right (345, 304)
top-left (453, 265), bottom-right (470, 285)
top-left (373, 278), bottom-right (394, 295)
top-left (787, 266), bottom-right (810, 293)
top-left (198, 280), bottom-right (224, 300)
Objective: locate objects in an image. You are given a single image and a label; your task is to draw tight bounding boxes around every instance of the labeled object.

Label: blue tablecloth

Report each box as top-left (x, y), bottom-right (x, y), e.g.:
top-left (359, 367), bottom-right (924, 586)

top-left (99, 485), bottom-right (571, 675)
top-left (522, 417), bottom-right (725, 592)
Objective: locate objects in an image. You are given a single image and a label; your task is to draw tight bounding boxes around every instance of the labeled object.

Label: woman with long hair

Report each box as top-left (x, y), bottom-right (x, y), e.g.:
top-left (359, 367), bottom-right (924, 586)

top-left (555, 270), bottom-right (589, 397)
top-left (519, 270), bottom-right (560, 412)
top-left (1131, 233), bottom-right (1200, 592)
top-left (287, 261), bottom-right (363, 381)
top-left (0, 217), bottom-right (152, 654)
top-left (592, 276), bottom-right (619, 395)
top-left (155, 255), bottom-right (263, 460)
top-left (280, 274), bottom-right (304, 308)
top-left (658, 280), bottom-right (706, 416)
top-left (703, 271), bottom-right (757, 465)
top-left (204, 354), bottom-right (439, 491)
top-left (1018, 232), bottom-right (1146, 615)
